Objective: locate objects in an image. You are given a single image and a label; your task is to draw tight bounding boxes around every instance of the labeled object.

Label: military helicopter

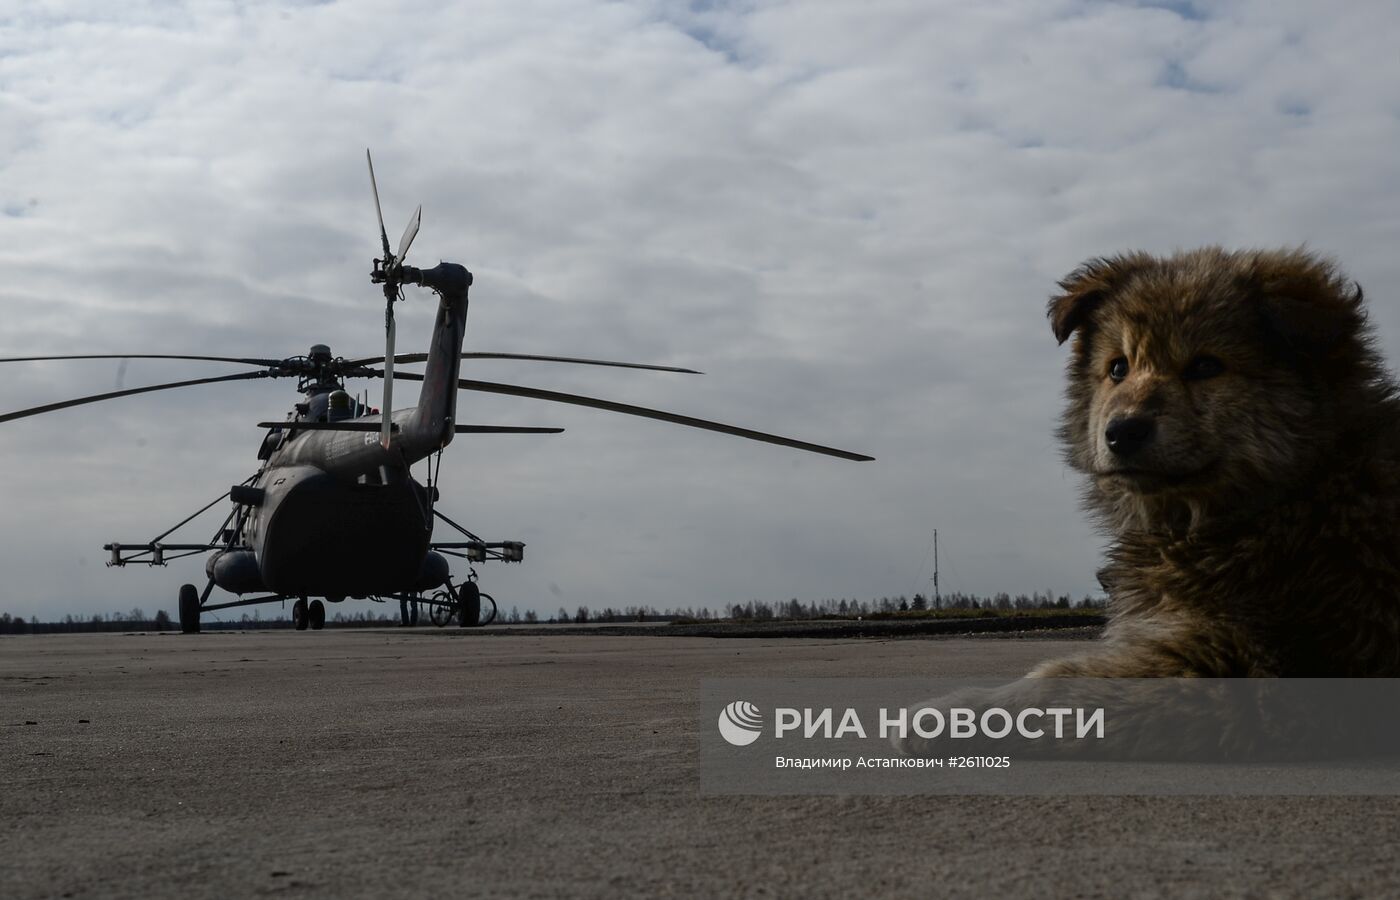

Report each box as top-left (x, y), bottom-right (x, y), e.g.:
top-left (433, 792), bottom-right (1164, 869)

top-left (0, 152), bottom-right (872, 634)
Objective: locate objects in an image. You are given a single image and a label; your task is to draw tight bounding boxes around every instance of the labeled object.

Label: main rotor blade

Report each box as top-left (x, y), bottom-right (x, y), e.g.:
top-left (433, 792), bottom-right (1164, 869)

top-left (0, 370), bottom-right (271, 425)
top-left (398, 205), bottom-right (421, 261)
top-left (384, 370), bottom-right (872, 461)
top-left (255, 421), bottom-right (561, 435)
top-left (0, 353), bottom-right (282, 366)
top-left (344, 351), bottom-right (701, 374)
top-left (367, 148), bottom-right (392, 261)
top-left (257, 421), bottom-right (397, 433)
top-left (455, 425), bottom-right (564, 434)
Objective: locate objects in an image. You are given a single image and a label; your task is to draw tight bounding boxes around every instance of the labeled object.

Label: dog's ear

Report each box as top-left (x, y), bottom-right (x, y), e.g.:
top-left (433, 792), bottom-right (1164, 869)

top-left (1048, 254), bottom-right (1151, 345)
top-left (1246, 251), bottom-right (1365, 358)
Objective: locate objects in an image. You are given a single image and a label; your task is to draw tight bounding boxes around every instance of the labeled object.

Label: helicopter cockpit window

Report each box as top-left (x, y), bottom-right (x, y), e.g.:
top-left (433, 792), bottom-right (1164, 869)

top-left (258, 426), bottom-right (285, 460)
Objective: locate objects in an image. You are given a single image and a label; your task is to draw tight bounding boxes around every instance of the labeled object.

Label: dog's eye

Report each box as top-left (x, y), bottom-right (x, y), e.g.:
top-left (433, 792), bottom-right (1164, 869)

top-left (1108, 358), bottom-right (1129, 382)
top-left (1183, 355), bottom-right (1225, 381)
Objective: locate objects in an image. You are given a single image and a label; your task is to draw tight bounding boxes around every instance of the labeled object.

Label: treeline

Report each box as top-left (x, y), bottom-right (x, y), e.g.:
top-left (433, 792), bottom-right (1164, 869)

top-left (2, 591), bottom-right (1106, 633)
top-left (0, 608), bottom-right (411, 634)
top-left (1, 609), bottom-right (177, 634)
top-left (526, 591), bottom-right (1105, 625)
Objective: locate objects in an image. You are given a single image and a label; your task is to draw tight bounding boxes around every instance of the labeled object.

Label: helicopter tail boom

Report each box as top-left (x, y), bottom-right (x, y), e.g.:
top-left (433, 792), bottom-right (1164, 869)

top-left (398, 263), bottom-right (472, 461)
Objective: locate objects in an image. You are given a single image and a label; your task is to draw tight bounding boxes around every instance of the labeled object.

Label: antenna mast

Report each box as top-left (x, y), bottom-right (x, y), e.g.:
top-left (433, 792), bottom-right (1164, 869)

top-left (933, 529), bottom-right (939, 607)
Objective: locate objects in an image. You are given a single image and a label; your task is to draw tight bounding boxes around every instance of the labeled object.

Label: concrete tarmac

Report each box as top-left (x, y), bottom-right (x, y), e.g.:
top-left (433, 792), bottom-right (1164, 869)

top-left (3, 630), bottom-right (1398, 899)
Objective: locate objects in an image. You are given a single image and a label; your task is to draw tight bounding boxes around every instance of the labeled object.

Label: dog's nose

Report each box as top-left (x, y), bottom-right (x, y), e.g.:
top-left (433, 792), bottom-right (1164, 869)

top-left (1105, 416), bottom-right (1155, 456)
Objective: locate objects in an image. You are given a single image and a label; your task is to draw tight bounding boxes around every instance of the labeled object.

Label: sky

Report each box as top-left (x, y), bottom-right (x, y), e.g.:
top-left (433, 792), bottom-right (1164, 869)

top-left (4, 0), bottom-right (1400, 621)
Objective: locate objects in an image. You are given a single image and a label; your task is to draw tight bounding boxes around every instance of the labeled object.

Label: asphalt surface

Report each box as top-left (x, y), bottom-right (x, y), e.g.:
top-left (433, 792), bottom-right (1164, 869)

top-left (4, 630), bottom-right (1398, 899)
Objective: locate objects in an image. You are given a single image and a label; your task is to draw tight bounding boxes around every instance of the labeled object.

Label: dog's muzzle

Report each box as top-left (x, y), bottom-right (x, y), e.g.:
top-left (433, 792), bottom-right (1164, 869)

top-left (1105, 415), bottom-right (1155, 456)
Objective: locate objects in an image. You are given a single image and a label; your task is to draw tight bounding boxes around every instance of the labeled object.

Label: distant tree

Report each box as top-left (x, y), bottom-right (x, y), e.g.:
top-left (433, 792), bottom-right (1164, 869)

top-left (524, 609), bottom-right (538, 624)
top-left (574, 606), bottom-right (590, 624)
top-left (911, 594), bottom-right (927, 611)
top-left (154, 610), bottom-right (172, 631)
top-left (556, 607), bottom-right (570, 623)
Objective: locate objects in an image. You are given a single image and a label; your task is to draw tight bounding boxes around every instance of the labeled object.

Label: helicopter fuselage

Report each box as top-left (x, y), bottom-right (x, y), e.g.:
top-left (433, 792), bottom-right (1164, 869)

top-left (210, 466), bottom-right (447, 599)
top-left (206, 263), bottom-right (470, 601)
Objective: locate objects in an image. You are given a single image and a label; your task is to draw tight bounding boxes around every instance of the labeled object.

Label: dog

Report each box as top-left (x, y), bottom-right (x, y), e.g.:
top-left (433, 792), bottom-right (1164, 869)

top-left (894, 249), bottom-right (1400, 762)
top-left (1034, 246), bottom-right (1400, 678)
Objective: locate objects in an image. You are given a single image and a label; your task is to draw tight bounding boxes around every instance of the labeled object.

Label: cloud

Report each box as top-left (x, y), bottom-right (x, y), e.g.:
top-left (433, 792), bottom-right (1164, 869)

top-left (3, 0), bottom-right (1400, 618)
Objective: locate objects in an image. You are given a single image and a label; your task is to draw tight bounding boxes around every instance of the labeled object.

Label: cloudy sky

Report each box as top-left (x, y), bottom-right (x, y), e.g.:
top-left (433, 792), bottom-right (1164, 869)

top-left (3, 0), bottom-right (1400, 621)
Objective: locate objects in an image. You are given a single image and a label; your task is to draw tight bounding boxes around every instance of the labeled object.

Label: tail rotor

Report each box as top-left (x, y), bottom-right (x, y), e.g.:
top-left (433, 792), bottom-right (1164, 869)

top-left (366, 149), bottom-right (422, 449)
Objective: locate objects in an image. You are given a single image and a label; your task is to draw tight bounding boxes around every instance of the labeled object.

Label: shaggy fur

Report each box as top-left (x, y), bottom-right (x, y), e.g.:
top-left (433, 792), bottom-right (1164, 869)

top-left (1034, 247), bottom-right (1400, 677)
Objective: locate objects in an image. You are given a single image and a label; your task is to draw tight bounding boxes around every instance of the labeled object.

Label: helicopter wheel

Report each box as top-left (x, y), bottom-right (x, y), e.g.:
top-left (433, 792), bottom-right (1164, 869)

top-left (178, 584), bottom-right (201, 635)
top-left (309, 599), bottom-right (326, 630)
top-left (292, 597), bottom-right (309, 631)
top-left (429, 592), bottom-right (454, 627)
top-left (458, 581), bottom-right (480, 628)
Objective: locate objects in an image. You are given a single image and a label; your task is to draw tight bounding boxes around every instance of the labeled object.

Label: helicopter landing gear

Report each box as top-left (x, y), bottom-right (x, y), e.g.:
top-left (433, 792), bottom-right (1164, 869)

top-left (308, 599), bottom-right (326, 630)
top-left (292, 597), bottom-right (309, 631)
top-left (458, 580), bottom-right (480, 628)
top-left (452, 576), bottom-right (498, 627)
top-left (178, 584), bottom-right (201, 634)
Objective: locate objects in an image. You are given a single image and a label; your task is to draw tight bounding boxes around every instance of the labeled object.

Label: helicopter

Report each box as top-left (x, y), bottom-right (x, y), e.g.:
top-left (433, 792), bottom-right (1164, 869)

top-left (0, 152), bottom-right (873, 634)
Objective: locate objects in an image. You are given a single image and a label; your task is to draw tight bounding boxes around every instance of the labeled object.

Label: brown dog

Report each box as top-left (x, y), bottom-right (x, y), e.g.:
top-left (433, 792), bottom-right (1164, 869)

top-left (1035, 247), bottom-right (1400, 677)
